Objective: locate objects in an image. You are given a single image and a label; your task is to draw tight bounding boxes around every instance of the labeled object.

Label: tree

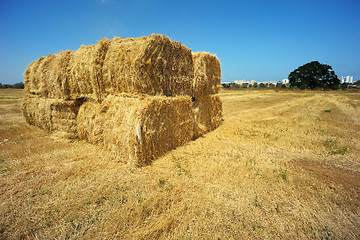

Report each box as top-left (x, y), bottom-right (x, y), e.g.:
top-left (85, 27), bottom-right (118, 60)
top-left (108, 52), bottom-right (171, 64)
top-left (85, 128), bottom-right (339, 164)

top-left (0, 82), bottom-right (25, 89)
top-left (288, 61), bottom-right (340, 90)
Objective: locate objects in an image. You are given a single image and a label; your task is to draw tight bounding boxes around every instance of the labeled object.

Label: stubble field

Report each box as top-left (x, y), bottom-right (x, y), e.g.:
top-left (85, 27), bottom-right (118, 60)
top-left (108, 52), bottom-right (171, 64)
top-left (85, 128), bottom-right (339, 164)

top-left (0, 89), bottom-right (359, 239)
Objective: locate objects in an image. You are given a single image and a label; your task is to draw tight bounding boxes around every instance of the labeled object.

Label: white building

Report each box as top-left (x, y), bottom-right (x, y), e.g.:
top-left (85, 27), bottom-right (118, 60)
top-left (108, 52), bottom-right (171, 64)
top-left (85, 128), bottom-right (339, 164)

top-left (282, 79), bottom-right (289, 84)
top-left (262, 81), bottom-right (277, 85)
top-left (234, 80), bottom-right (247, 85)
top-left (341, 76), bottom-right (353, 84)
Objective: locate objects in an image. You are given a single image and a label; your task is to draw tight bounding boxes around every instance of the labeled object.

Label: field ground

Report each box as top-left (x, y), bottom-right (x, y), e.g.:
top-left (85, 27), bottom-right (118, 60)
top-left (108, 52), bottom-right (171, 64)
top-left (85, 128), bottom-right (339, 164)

top-left (0, 89), bottom-right (359, 239)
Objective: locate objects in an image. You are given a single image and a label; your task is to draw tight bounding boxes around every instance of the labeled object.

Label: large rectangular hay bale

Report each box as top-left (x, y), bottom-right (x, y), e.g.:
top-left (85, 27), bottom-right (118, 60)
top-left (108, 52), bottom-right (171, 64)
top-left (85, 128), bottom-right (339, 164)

top-left (22, 95), bottom-right (82, 138)
top-left (102, 34), bottom-right (194, 97)
top-left (24, 54), bottom-right (57, 97)
top-left (77, 94), bottom-right (195, 166)
top-left (50, 100), bottom-right (83, 138)
top-left (22, 94), bottom-right (55, 131)
top-left (192, 52), bottom-right (221, 98)
top-left (67, 39), bottom-right (111, 100)
top-left (193, 94), bottom-right (222, 138)
top-left (23, 34), bottom-right (194, 101)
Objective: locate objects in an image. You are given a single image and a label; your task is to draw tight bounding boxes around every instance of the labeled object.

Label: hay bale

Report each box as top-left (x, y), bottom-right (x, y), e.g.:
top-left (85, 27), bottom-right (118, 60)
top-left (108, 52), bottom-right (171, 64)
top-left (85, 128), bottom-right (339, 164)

top-left (22, 95), bottom-right (82, 138)
top-left (22, 94), bottom-right (55, 131)
top-left (24, 54), bottom-right (56, 97)
top-left (50, 100), bottom-right (83, 138)
top-left (102, 34), bottom-right (194, 97)
top-left (67, 39), bottom-right (111, 100)
top-left (77, 94), bottom-right (194, 166)
top-left (24, 39), bottom-right (111, 100)
top-left (193, 95), bottom-right (222, 138)
top-left (192, 52), bottom-right (221, 98)
top-left (24, 34), bottom-right (193, 100)
top-left (47, 50), bottom-right (73, 99)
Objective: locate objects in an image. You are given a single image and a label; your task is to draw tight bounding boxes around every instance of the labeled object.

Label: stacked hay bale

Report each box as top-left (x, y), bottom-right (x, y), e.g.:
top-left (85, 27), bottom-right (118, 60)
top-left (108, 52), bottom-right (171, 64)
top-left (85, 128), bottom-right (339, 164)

top-left (192, 52), bottom-right (222, 138)
top-left (22, 34), bottom-right (222, 166)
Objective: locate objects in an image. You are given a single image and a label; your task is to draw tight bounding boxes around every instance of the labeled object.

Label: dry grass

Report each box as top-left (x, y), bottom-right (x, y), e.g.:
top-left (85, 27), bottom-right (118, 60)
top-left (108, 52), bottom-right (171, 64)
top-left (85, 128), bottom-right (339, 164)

top-left (1, 89), bottom-right (359, 239)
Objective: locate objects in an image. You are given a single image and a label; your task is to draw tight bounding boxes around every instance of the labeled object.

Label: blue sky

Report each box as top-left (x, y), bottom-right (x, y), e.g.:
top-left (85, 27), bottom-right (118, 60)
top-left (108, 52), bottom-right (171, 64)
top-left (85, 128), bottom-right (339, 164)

top-left (0, 0), bottom-right (359, 84)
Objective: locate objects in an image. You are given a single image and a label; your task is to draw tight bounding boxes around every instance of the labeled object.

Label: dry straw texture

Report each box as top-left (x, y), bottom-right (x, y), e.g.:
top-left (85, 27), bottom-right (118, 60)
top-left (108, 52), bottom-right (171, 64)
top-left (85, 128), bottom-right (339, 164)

top-left (22, 34), bottom-right (222, 165)
top-left (4, 89), bottom-right (359, 239)
top-left (77, 94), bottom-right (194, 166)
top-left (193, 94), bottom-right (222, 138)
top-left (67, 39), bottom-right (111, 100)
top-left (22, 95), bottom-right (82, 138)
top-left (102, 34), bottom-right (194, 97)
top-left (192, 52), bottom-right (221, 98)
top-left (24, 34), bottom-right (194, 101)
top-left (22, 94), bottom-right (54, 131)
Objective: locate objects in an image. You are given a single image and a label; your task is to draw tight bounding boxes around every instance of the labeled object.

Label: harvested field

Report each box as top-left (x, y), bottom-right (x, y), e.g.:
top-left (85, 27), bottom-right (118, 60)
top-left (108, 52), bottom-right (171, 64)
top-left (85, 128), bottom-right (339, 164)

top-left (1, 89), bottom-right (359, 239)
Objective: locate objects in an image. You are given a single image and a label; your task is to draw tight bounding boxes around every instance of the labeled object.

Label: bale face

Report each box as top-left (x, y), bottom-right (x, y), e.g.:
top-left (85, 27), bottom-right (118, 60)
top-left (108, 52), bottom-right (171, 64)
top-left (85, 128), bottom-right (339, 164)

top-left (50, 100), bottom-right (83, 138)
top-left (24, 35), bottom-right (193, 100)
top-left (22, 95), bottom-right (54, 131)
top-left (193, 95), bottom-right (222, 138)
top-left (24, 55), bottom-right (57, 97)
top-left (192, 52), bottom-right (221, 98)
top-left (102, 34), bottom-right (194, 97)
top-left (22, 95), bottom-right (82, 138)
top-left (47, 50), bottom-right (73, 99)
top-left (67, 39), bottom-right (112, 100)
top-left (77, 95), bottom-right (194, 166)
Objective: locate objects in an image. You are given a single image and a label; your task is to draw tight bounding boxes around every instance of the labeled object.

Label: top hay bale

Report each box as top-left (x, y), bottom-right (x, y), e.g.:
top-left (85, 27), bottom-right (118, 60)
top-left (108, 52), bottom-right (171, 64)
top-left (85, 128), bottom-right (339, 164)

top-left (102, 34), bottom-right (194, 98)
top-left (24, 34), bottom-right (194, 100)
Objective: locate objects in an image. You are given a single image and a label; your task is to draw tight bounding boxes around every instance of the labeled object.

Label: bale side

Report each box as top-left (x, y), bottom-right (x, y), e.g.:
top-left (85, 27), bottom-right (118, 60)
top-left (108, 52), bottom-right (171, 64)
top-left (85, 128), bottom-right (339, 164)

top-left (193, 94), bottom-right (222, 138)
top-left (102, 34), bottom-right (194, 97)
top-left (77, 95), bottom-right (194, 166)
top-left (192, 52), bottom-right (221, 98)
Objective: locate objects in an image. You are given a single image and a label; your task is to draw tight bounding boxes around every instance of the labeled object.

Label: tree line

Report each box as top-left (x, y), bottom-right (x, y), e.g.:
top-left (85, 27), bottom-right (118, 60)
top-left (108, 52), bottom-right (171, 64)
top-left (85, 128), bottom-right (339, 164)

top-left (0, 82), bottom-right (25, 89)
top-left (223, 61), bottom-right (359, 90)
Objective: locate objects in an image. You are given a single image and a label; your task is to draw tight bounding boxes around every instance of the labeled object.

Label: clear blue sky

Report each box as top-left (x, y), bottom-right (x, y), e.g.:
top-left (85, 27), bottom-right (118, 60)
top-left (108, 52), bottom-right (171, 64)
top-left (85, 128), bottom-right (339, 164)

top-left (0, 0), bottom-right (359, 84)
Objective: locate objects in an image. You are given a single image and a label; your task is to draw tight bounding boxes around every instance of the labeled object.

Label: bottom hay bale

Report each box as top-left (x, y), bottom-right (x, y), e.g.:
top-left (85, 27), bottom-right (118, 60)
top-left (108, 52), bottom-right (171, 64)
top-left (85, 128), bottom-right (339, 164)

top-left (22, 95), bottom-right (55, 131)
top-left (22, 95), bottom-right (82, 138)
top-left (193, 95), bottom-right (222, 138)
top-left (51, 100), bottom-right (83, 138)
top-left (77, 95), bottom-right (195, 166)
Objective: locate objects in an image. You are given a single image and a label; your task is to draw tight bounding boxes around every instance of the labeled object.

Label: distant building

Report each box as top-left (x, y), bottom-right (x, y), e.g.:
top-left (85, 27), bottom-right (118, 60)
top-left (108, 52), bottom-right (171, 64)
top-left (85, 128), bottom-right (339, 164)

top-left (341, 76), bottom-right (353, 84)
top-left (234, 80), bottom-right (247, 85)
top-left (262, 81), bottom-right (277, 85)
top-left (282, 79), bottom-right (289, 84)
top-left (234, 80), bottom-right (257, 85)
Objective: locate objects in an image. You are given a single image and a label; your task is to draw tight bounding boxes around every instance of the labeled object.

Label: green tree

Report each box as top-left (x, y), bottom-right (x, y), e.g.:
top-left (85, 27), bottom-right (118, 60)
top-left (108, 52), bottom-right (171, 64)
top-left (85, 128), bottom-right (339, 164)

top-left (288, 61), bottom-right (340, 90)
top-left (13, 82), bottom-right (25, 89)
